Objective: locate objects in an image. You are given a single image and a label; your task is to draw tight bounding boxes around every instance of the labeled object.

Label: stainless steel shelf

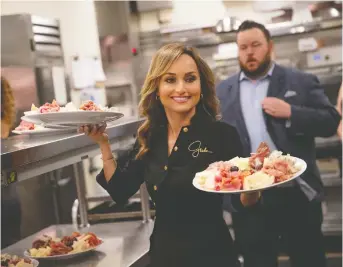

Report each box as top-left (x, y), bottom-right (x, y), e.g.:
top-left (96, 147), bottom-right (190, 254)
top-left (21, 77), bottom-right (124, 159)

top-left (322, 222), bottom-right (342, 236)
top-left (1, 117), bottom-right (143, 183)
top-left (322, 174), bottom-right (342, 187)
top-left (88, 210), bottom-right (156, 221)
top-left (1, 117), bottom-right (147, 228)
top-left (315, 136), bottom-right (341, 148)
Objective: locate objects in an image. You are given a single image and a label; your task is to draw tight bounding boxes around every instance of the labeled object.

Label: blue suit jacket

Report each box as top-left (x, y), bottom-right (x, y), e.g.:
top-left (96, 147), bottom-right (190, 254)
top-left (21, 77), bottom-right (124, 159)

top-left (216, 64), bottom-right (341, 195)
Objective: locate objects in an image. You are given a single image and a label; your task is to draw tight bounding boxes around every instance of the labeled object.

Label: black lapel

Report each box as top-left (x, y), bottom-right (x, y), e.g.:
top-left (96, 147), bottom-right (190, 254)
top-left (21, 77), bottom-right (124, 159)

top-left (263, 64), bottom-right (289, 152)
top-left (264, 64), bottom-right (288, 124)
top-left (266, 64), bottom-right (287, 98)
top-left (229, 75), bottom-right (251, 153)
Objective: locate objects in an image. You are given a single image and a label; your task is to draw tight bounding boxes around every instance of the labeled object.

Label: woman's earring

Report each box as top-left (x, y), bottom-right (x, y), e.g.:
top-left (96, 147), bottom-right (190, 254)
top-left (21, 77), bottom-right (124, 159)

top-left (201, 94), bottom-right (203, 99)
top-left (156, 95), bottom-right (159, 100)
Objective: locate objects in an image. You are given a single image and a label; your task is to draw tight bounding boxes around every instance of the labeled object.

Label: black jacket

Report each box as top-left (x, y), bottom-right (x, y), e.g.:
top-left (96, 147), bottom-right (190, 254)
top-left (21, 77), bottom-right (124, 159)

top-left (216, 64), bottom-right (341, 196)
top-left (97, 109), bottom-right (251, 267)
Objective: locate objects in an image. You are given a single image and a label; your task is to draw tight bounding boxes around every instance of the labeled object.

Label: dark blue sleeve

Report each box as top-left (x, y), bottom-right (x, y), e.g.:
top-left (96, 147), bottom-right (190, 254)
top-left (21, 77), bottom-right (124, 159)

top-left (287, 74), bottom-right (341, 137)
top-left (96, 140), bottom-right (144, 205)
top-left (216, 79), bottom-right (230, 114)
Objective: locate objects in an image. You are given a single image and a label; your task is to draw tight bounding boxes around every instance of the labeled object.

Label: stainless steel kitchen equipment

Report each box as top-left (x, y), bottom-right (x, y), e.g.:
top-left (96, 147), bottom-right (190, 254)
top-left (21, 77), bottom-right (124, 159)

top-left (1, 14), bottom-right (69, 125)
top-left (1, 14), bottom-right (76, 242)
top-left (95, 1), bottom-right (140, 115)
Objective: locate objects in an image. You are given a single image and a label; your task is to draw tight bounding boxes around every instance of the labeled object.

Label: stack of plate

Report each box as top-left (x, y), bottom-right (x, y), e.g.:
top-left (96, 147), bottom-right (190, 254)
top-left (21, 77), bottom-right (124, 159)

top-left (22, 111), bottom-right (124, 128)
top-left (14, 111), bottom-right (124, 136)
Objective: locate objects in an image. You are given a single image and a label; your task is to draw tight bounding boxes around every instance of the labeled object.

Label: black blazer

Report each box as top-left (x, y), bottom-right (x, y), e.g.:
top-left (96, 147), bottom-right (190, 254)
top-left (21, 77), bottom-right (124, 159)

top-left (216, 64), bottom-right (341, 195)
top-left (96, 109), bottom-right (251, 267)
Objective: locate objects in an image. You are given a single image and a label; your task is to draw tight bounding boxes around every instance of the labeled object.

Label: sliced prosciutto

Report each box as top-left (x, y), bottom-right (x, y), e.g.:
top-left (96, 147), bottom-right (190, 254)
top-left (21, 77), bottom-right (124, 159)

top-left (249, 142), bottom-right (270, 170)
top-left (15, 120), bottom-right (35, 131)
top-left (207, 161), bottom-right (233, 172)
top-left (39, 100), bottom-right (60, 113)
top-left (79, 100), bottom-right (102, 111)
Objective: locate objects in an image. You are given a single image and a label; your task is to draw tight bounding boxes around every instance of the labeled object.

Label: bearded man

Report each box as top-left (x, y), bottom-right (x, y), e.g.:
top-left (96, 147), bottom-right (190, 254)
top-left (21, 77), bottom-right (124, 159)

top-left (216, 20), bottom-right (340, 267)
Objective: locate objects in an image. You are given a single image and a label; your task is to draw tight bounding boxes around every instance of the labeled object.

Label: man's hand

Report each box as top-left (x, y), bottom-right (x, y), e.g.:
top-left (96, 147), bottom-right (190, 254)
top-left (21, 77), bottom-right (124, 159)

top-left (262, 97), bottom-right (291, 119)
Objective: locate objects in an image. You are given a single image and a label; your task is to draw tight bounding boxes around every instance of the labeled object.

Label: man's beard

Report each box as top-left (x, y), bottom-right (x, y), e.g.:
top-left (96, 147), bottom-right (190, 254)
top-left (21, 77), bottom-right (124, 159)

top-left (240, 53), bottom-right (272, 79)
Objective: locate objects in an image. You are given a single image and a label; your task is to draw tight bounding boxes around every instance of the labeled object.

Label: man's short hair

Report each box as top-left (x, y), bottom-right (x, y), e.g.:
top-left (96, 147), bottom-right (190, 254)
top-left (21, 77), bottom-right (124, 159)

top-left (237, 20), bottom-right (271, 42)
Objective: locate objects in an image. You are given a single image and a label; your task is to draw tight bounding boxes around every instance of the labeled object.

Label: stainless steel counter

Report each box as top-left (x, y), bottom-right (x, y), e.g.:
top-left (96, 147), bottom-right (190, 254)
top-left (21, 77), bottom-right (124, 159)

top-left (1, 117), bottom-right (151, 227)
top-left (2, 221), bottom-right (154, 267)
top-left (1, 117), bottom-right (144, 181)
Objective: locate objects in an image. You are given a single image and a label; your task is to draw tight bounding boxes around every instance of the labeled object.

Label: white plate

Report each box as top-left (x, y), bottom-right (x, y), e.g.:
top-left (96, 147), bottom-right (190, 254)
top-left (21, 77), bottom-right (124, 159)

top-left (24, 111), bottom-right (39, 116)
top-left (1, 258), bottom-right (39, 267)
top-left (22, 111), bottom-right (124, 127)
top-left (192, 157), bottom-right (307, 194)
top-left (12, 127), bottom-right (76, 136)
top-left (24, 240), bottom-right (103, 260)
top-left (31, 258), bottom-right (40, 267)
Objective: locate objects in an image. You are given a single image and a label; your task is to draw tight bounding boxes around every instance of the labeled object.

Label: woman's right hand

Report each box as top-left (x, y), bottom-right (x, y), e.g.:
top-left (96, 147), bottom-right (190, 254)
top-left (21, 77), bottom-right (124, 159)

top-left (78, 123), bottom-right (108, 145)
top-left (79, 123), bottom-right (117, 182)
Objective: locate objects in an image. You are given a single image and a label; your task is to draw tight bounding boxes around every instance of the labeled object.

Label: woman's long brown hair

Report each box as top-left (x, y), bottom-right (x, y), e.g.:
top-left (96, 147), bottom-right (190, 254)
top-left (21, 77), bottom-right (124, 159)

top-left (1, 76), bottom-right (16, 128)
top-left (136, 43), bottom-right (219, 159)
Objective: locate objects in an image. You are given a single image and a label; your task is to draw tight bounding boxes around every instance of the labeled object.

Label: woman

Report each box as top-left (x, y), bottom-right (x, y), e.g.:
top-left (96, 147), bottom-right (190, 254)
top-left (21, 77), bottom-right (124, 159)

top-left (1, 76), bottom-right (22, 248)
top-left (80, 43), bottom-right (261, 267)
top-left (1, 76), bottom-right (15, 138)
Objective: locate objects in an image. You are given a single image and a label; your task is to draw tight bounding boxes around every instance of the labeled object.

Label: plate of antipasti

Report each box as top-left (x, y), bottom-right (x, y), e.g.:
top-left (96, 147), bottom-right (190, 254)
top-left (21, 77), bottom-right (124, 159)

top-left (192, 142), bottom-right (307, 194)
top-left (21, 100), bottom-right (123, 127)
top-left (12, 120), bottom-right (76, 136)
top-left (1, 254), bottom-right (39, 267)
top-left (24, 232), bottom-right (103, 260)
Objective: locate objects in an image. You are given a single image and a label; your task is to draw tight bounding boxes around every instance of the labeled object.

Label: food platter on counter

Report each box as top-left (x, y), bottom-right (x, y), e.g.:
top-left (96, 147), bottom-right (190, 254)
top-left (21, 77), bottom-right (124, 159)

top-left (192, 142), bottom-right (307, 194)
top-left (1, 253), bottom-right (39, 267)
top-left (24, 232), bottom-right (103, 261)
top-left (23, 244), bottom-right (103, 261)
top-left (21, 100), bottom-right (124, 128)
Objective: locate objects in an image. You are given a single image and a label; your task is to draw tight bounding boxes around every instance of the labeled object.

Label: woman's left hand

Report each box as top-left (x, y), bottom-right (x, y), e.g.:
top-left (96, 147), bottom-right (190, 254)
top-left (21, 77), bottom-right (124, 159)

top-left (240, 191), bottom-right (261, 207)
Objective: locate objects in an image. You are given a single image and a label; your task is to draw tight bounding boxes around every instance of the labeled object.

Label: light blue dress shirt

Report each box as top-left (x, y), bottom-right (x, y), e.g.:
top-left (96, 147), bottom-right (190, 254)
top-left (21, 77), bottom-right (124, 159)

top-left (239, 64), bottom-right (317, 200)
top-left (240, 64), bottom-right (277, 153)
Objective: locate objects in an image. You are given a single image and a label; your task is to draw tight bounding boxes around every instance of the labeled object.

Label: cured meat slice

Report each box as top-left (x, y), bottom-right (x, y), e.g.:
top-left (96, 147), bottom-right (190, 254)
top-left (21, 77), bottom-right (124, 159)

top-left (249, 142), bottom-right (270, 170)
top-left (39, 100), bottom-right (60, 113)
